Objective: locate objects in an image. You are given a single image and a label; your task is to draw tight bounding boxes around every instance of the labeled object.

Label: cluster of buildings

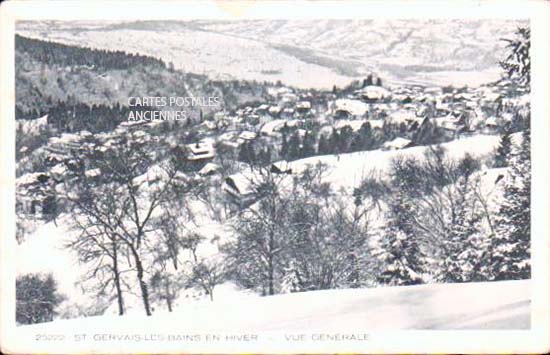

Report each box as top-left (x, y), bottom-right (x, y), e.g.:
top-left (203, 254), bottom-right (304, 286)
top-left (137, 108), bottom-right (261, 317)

top-left (17, 76), bottom-right (528, 217)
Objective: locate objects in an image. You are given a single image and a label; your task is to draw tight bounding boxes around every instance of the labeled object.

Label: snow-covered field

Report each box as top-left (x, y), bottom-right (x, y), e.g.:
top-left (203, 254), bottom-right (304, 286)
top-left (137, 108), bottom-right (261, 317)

top-left (287, 134), bottom-right (500, 189)
top-left (20, 279), bottom-right (529, 331)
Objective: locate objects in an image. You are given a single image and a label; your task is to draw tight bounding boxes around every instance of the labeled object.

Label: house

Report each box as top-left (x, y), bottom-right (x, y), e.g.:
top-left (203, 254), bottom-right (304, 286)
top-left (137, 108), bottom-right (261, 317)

top-left (281, 108), bottom-right (295, 119)
top-left (198, 163), bottom-right (220, 176)
top-left (245, 114), bottom-right (260, 125)
top-left (260, 119), bottom-right (299, 136)
top-left (382, 137), bottom-right (413, 151)
top-left (260, 120), bottom-right (285, 136)
top-left (50, 163), bottom-right (68, 180)
top-left (484, 117), bottom-right (499, 132)
top-left (268, 106), bottom-right (281, 117)
top-left (186, 141), bottom-right (215, 165)
top-left (355, 85), bottom-right (391, 102)
top-left (222, 173), bottom-right (257, 208)
top-left (433, 116), bottom-right (466, 138)
top-left (238, 131), bottom-right (257, 141)
top-left (389, 110), bottom-right (419, 126)
top-left (16, 172), bottom-right (52, 216)
top-left (255, 104), bottom-right (270, 115)
top-left (331, 99), bottom-right (369, 119)
top-left (281, 92), bottom-right (298, 103)
top-left (296, 101), bottom-right (312, 114)
top-left (85, 168), bottom-right (101, 178)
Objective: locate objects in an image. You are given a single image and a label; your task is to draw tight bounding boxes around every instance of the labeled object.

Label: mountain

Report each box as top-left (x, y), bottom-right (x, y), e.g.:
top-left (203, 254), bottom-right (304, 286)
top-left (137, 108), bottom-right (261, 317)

top-left (15, 35), bottom-right (267, 130)
top-left (17, 19), bottom-right (527, 89)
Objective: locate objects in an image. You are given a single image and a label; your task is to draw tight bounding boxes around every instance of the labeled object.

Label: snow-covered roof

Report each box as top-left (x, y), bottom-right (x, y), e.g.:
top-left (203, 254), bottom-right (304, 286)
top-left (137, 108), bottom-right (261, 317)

top-left (434, 116), bottom-right (459, 131)
top-left (267, 86), bottom-right (293, 97)
top-left (199, 163), bottom-right (220, 176)
top-left (482, 92), bottom-right (502, 102)
top-left (382, 137), bottom-right (412, 150)
top-left (334, 120), bottom-right (369, 132)
top-left (389, 110), bottom-right (418, 124)
top-left (223, 173), bottom-right (255, 196)
top-left (369, 119), bottom-right (384, 129)
top-left (85, 168), bottom-right (101, 178)
top-left (260, 119), bottom-right (288, 135)
top-left (268, 106), bottom-right (281, 115)
top-left (485, 117), bottom-right (498, 126)
top-left (261, 120), bottom-right (285, 135)
top-left (218, 132), bottom-right (237, 142)
top-left (239, 131), bottom-right (256, 141)
top-left (17, 172), bottom-right (48, 186)
top-left (281, 93), bottom-right (298, 102)
top-left (186, 142), bottom-right (215, 160)
top-left (48, 133), bottom-right (81, 146)
top-left (296, 101), bottom-right (312, 110)
top-left (79, 130), bottom-right (92, 137)
top-left (355, 85), bottom-right (391, 100)
top-left (455, 92), bottom-right (477, 101)
top-left (201, 121), bottom-right (217, 130)
top-left (50, 163), bottom-right (68, 176)
top-left (332, 99), bottom-right (369, 117)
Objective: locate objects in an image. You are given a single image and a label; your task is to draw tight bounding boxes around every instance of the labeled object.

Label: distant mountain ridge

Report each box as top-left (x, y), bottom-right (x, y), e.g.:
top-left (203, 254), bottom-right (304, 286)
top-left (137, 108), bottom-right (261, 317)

top-left (17, 19), bottom-right (528, 88)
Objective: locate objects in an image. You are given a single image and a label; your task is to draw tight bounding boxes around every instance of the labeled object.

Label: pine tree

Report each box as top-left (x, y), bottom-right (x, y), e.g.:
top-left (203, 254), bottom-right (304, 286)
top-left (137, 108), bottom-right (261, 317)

top-left (500, 27), bottom-right (530, 90)
top-left (350, 132), bottom-right (366, 152)
top-left (488, 126), bottom-right (531, 280)
top-left (376, 162), bottom-right (425, 286)
top-left (281, 261), bottom-right (301, 293)
top-left (358, 121), bottom-right (374, 150)
top-left (300, 131), bottom-right (316, 158)
top-left (287, 131), bottom-right (301, 160)
top-left (238, 141), bottom-right (256, 164)
top-left (365, 74), bottom-right (374, 87)
top-left (494, 129), bottom-right (512, 168)
top-left (318, 134), bottom-right (330, 155)
top-left (328, 128), bottom-right (340, 154)
top-left (435, 175), bottom-right (483, 283)
top-left (16, 273), bottom-right (64, 324)
top-left (338, 126), bottom-right (353, 153)
top-left (280, 131), bottom-right (289, 159)
top-left (376, 193), bottom-right (424, 286)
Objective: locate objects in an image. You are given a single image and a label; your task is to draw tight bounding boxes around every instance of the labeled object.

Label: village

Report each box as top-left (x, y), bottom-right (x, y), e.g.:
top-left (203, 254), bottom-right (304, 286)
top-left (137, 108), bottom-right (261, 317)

top-left (15, 72), bottom-right (528, 221)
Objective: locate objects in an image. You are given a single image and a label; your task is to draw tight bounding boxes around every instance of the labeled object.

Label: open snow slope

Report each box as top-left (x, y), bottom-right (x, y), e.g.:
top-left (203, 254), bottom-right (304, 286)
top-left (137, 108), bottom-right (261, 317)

top-left (287, 134), bottom-right (500, 190)
top-left (21, 280), bottom-right (529, 331)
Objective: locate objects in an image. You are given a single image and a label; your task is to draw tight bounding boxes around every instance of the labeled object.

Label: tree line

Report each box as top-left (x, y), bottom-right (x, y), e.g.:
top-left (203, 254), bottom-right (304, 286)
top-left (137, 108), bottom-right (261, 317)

top-left (16, 35), bottom-right (167, 71)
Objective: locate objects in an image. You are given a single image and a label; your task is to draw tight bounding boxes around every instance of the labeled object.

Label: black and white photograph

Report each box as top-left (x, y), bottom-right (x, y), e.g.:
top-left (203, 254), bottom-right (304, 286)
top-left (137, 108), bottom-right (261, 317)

top-left (1, 1), bottom-right (549, 354)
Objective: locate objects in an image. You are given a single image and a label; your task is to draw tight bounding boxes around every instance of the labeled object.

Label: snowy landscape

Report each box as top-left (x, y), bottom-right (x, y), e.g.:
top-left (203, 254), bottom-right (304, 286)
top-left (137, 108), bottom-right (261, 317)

top-left (14, 19), bottom-right (531, 332)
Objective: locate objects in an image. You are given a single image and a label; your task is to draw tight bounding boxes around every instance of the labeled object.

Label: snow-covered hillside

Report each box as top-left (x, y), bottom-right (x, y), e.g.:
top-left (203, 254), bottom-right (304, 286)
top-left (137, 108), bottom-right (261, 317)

top-left (16, 19), bottom-right (527, 88)
top-left (16, 133), bottom-right (506, 317)
top-left (287, 134), bottom-right (500, 189)
top-left (20, 279), bottom-right (529, 331)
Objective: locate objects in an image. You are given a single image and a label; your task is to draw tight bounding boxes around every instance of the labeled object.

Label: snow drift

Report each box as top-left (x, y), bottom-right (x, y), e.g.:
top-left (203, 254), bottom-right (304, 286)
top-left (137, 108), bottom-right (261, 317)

top-left (22, 279), bottom-right (529, 331)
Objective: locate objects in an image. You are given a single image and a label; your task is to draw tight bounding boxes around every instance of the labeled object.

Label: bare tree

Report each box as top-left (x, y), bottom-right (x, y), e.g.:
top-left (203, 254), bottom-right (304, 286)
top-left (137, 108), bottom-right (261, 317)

top-left (66, 139), bottom-right (178, 316)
